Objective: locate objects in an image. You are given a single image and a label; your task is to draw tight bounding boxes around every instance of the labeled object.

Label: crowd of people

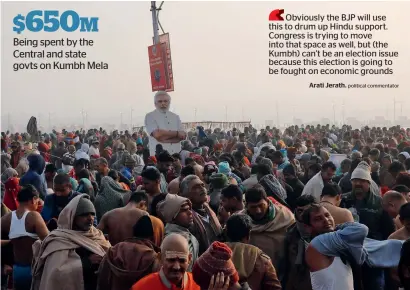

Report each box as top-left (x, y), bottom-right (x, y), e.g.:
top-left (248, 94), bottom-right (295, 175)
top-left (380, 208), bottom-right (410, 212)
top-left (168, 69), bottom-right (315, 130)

top-left (2, 104), bottom-right (410, 290)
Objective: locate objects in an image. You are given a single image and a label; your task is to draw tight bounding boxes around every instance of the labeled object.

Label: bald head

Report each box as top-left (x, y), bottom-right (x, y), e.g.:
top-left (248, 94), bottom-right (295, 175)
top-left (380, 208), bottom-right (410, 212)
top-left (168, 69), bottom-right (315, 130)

top-left (160, 233), bottom-right (189, 254)
top-left (160, 233), bottom-right (191, 284)
top-left (383, 190), bottom-right (407, 218)
top-left (383, 190), bottom-right (407, 203)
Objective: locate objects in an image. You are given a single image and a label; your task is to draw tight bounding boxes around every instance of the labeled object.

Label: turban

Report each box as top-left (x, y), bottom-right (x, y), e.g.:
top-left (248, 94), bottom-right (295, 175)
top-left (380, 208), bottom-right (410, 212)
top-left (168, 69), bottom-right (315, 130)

top-left (214, 143), bottom-right (223, 151)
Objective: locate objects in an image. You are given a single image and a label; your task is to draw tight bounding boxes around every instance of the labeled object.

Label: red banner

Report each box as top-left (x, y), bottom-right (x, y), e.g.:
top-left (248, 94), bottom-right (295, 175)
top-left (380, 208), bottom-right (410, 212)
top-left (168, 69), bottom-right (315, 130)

top-left (159, 33), bottom-right (174, 92)
top-left (148, 43), bottom-right (167, 91)
top-left (153, 33), bottom-right (174, 92)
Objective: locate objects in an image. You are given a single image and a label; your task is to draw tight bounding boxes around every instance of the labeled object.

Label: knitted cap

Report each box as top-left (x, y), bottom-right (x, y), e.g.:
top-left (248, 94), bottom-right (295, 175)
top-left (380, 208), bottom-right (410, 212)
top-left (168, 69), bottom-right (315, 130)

top-left (192, 241), bottom-right (239, 288)
top-left (218, 162), bottom-right (231, 175)
top-left (209, 173), bottom-right (229, 189)
top-left (157, 194), bottom-right (190, 223)
top-left (351, 161), bottom-right (372, 183)
top-left (124, 153), bottom-right (136, 166)
top-left (75, 196), bottom-right (95, 217)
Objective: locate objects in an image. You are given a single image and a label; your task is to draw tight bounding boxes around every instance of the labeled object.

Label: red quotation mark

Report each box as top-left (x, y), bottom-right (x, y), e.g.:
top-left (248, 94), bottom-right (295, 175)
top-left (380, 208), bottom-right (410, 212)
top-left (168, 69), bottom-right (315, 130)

top-left (269, 9), bottom-right (284, 21)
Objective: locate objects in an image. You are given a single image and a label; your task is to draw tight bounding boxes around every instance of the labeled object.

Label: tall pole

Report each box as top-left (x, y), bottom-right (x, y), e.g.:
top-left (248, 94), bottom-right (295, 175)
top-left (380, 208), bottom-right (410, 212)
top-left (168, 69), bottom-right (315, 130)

top-left (393, 96), bottom-right (396, 125)
top-left (120, 112), bottom-right (123, 130)
top-left (130, 107), bottom-right (134, 131)
top-left (81, 109), bottom-right (85, 129)
top-left (151, 1), bottom-right (160, 44)
top-left (401, 102), bottom-right (403, 117)
top-left (194, 108), bottom-right (197, 122)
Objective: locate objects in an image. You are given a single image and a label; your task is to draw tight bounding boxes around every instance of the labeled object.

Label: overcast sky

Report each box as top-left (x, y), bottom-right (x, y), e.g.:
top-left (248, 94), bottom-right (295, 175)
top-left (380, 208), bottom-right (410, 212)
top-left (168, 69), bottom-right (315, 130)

top-left (1, 1), bottom-right (409, 131)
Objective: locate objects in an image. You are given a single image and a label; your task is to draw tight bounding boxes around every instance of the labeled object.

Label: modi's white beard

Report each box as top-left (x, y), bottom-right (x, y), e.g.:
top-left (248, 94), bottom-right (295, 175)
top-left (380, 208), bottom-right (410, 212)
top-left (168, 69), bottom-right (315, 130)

top-left (155, 105), bottom-right (170, 113)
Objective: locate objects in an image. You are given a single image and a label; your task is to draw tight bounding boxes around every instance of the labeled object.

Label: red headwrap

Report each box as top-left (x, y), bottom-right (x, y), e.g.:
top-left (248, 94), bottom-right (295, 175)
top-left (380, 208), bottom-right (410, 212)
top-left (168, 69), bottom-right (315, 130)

top-left (4, 177), bottom-right (21, 211)
top-left (148, 156), bottom-right (157, 164)
top-left (214, 143), bottom-right (223, 151)
top-left (38, 143), bottom-right (50, 162)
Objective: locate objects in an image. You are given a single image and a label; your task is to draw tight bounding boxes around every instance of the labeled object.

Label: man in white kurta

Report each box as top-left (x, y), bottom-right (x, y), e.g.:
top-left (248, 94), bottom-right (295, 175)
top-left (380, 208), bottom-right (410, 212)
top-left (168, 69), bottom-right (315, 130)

top-left (144, 91), bottom-right (186, 156)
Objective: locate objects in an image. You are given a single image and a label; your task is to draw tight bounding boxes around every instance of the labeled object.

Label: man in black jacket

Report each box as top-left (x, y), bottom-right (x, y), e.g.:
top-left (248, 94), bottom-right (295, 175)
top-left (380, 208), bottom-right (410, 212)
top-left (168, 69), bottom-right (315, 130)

top-left (283, 164), bottom-right (305, 211)
top-left (341, 161), bottom-right (395, 290)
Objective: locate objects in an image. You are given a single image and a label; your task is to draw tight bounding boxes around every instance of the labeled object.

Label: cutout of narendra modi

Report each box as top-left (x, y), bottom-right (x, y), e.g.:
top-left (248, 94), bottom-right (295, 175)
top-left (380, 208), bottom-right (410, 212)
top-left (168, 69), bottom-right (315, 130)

top-left (144, 91), bottom-right (186, 156)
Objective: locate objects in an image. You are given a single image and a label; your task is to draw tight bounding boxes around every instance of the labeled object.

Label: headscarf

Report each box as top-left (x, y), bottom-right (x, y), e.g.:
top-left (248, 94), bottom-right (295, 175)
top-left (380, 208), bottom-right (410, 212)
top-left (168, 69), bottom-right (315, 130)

top-left (218, 161), bottom-right (243, 189)
top-left (94, 176), bottom-right (129, 220)
top-left (251, 142), bottom-right (276, 164)
top-left (101, 147), bottom-right (112, 161)
top-left (75, 143), bottom-right (90, 161)
top-left (180, 150), bottom-right (191, 166)
top-left (194, 147), bottom-right (203, 155)
top-left (31, 195), bottom-right (111, 290)
top-left (399, 152), bottom-right (410, 160)
top-left (259, 174), bottom-right (288, 202)
top-left (128, 142), bottom-right (137, 155)
top-left (148, 156), bottom-right (157, 165)
top-left (1, 153), bottom-right (11, 173)
top-left (1, 168), bottom-right (18, 184)
top-left (76, 178), bottom-right (95, 200)
top-left (157, 194), bottom-right (190, 223)
top-left (15, 158), bottom-right (29, 177)
top-left (37, 142), bottom-right (51, 162)
top-left (214, 143), bottom-right (223, 152)
top-left (3, 177), bottom-right (21, 211)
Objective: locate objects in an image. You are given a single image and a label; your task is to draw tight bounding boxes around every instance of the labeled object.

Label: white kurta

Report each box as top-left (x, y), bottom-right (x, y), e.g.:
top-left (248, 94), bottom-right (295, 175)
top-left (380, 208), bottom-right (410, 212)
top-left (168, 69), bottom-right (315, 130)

top-left (144, 109), bottom-right (183, 156)
top-left (301, 172), bottom-right (325, 202)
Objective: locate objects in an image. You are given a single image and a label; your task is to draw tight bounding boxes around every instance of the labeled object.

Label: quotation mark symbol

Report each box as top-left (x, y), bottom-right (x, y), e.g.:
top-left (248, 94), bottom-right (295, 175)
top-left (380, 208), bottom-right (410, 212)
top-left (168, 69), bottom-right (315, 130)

top-left (269, 9), bottom-right (284, 21)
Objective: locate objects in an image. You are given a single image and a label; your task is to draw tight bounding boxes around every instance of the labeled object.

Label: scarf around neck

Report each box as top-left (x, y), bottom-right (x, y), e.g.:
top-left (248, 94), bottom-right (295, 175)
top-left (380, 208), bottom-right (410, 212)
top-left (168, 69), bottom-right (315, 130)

top-left (249, 199), bottom-right (276, 225)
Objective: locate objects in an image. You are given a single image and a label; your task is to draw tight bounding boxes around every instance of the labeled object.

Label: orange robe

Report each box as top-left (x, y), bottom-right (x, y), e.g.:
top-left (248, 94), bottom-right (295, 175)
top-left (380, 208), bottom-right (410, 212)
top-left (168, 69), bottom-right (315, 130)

top-left (131, 271), bottom-right (200, 290)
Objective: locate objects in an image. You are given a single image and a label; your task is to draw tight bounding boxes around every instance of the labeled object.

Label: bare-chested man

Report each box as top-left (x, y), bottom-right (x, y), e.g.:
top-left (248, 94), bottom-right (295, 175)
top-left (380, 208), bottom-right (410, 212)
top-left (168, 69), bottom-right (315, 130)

top-left (1, 185), bottom-right (49, 290)
top-left (320, 183), bottom-right (354, 225)
top-left (383, 190), bottom-right (408, 230)
top-left (140, 167), bottom-right (163, 213)
top-left (168, 165), bottom-right (195, 195)
top-left (97, 191), bottom-right (149, 246)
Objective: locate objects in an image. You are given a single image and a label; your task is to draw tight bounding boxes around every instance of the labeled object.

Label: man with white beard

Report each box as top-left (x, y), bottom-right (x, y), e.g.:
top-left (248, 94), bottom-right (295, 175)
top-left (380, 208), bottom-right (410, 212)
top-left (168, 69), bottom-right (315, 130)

top-left (144, 91), bottom-right (186, 156)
